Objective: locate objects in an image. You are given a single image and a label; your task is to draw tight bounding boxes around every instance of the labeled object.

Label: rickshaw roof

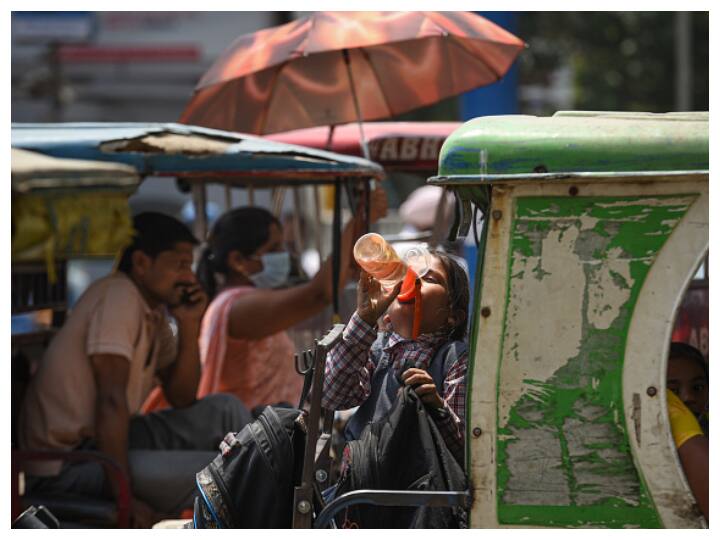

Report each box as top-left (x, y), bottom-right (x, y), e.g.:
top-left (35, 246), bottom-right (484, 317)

top-left (11, 148), bottom-right (140, 193)
top-left (267, 122), bottom-right (461, 170)
top-left (11, 122), bottom-right (383, 186)
top-left (431, 111), bottom-right (709, 186)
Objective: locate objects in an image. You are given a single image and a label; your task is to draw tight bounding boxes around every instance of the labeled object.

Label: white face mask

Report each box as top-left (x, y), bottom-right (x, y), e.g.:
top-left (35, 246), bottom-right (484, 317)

top-left (249, 251), bottom-right (291, 289)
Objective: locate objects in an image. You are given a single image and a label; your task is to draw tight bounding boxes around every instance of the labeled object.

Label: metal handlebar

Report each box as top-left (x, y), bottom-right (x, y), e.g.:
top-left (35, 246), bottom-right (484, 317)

top-left (314, 489), bottom-right (471, 529)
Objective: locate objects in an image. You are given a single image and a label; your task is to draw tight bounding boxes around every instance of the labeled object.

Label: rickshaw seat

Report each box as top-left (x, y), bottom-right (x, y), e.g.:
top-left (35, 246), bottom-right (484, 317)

top-left (21, 493), bottom-right (117, 528)
top-left (12, 449), bottom-right (131, 528)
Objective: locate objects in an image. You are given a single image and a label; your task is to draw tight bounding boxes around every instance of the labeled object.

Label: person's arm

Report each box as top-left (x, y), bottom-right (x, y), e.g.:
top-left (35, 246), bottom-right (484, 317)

top-left (401, 351), bottom-right (468, 464)
top-left (667, 389), bottom-right (709, 522)
top-left (677, 435), bottom-right (709, 522)
top-left (322, 312), bottom-right (378, 410)
top-left (322, 270), bottom-right (402, 410)
top-left (228, 188), bottom-right (388, 341)
top-left (91, 354), bottom-right (131, 480)
top-left (431, 356), bottom-right (467, 464)
top-left (228, 217), bottom-right (357, 340)
top-left (158, 283), bottom-right (208, 408)
top-left (90, 354), bottom-right (158, 527)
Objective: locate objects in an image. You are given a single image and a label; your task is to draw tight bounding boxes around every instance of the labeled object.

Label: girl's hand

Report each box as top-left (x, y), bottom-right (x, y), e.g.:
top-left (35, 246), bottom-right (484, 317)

top-left (401, 368), bottom-right (444, 409)
top-left (356, 269), bottom-right (401, 326)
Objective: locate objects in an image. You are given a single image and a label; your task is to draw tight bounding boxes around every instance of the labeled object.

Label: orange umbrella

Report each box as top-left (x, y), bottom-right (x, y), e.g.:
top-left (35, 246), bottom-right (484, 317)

top-left (180, 11), bottom-right (525, 155)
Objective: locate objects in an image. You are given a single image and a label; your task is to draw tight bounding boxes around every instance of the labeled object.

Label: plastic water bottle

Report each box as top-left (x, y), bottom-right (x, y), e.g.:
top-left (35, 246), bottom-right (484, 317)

top-left (353, 233), bottom-right (430, 289)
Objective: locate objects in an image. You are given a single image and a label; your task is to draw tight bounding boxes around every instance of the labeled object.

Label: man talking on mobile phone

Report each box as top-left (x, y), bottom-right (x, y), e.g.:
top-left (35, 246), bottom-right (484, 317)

top-left (19, 212), bottom-right (252, 527)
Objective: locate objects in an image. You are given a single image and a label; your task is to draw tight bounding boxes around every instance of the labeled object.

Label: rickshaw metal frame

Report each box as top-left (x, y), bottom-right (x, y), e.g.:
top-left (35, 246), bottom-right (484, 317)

top-left (313, 489), bottom-right (472, 529)
top-left (292, 324), bottom-right (345, 528)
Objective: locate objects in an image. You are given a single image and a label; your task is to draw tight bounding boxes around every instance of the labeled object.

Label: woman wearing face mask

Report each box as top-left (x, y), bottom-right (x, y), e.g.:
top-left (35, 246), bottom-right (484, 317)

top-left (142, 196), bottom-right (385, 413)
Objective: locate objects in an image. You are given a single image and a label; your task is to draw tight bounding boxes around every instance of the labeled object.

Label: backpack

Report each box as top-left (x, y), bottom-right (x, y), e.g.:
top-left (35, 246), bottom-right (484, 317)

top-left (192, 406), bottom-right (306, 528)
top-left (345, 338), bottom-right (467, 442)
top-left (333, 386), bottom-right (468, 529)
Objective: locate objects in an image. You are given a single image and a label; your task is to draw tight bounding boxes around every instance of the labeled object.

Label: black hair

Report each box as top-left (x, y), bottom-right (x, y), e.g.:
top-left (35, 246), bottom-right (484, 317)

top-left (431, 249), bottom-right (470, 342)
top-left (117, 212), bottom-right (198, 274)
top-left (197, 206), bottom-right (281, 298)
top-left (669, 341), bottom-right (708, 380)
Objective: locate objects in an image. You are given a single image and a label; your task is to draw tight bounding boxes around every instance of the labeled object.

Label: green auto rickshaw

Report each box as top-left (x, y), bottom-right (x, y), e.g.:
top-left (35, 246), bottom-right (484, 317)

top-left (429, 111), bottom-right (708, 528)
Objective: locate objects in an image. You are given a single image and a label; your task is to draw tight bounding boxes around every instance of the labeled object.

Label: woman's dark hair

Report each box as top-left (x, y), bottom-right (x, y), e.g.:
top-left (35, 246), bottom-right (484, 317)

top-left (669, 341), bottom-right (708, 379)
top-left (431, 249), bottom-right (470, 342)
top-left (197, 207), bottom-right (281, 298)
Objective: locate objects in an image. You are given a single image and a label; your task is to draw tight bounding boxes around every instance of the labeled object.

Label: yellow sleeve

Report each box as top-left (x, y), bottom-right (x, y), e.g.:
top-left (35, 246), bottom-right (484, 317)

top-left (666, 389), bottom-right (704, 448)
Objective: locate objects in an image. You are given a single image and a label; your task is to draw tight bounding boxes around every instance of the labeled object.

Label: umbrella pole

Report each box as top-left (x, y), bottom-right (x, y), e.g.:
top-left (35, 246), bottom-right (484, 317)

top-left (342, 49), bottom-right (370, 161)
top-left (312, 124), bottom-right (337, 261)
top-left (343, 49), bottom-right (375, 234)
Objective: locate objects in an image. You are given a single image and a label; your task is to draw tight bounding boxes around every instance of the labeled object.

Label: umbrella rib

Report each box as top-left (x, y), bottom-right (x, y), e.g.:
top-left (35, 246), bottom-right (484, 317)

top-left (257, 60), bottom-right (288, 134)
top-left (446, 35), bottom-right (505, 82)
top-left (299, 12), bottom-right (317, 56)
top-left (423, 11), bottom-right (509, 82)
top-left (358, 48), bottom-right (394, 118)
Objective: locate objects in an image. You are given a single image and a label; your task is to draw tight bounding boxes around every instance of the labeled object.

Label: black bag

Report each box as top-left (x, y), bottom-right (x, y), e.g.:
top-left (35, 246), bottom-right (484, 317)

top-left (192, 406), bottom-right (306, 528)
top-left (333, 386), bottom-right (468, 529)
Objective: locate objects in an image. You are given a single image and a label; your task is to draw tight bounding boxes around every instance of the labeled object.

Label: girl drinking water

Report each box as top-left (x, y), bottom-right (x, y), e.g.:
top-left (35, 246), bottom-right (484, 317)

top-left (322, 249), bottom-right (470, 463)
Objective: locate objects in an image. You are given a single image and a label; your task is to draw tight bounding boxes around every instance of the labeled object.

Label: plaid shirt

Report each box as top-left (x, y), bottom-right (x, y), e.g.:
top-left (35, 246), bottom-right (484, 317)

top-left (322, 312), bottom-right (467, 463)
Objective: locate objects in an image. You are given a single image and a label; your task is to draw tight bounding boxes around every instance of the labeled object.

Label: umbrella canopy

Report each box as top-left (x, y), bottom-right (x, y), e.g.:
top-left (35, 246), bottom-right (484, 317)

top-left (11, 122), bottom-right (383, 186)
top-left (180, 11), bottom-right (525, 135)
top-left (11, 148), bottom-right (140, 193)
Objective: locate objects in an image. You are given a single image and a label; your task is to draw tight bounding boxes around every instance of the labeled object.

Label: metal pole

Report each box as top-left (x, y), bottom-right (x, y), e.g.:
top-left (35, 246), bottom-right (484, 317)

top-left (342, 49), bottom-right (371, 161)
top-left (675, 12), bottom-right (693, 111)
top-left (292, 187), bottom-right (305, 257)
top-left (224, 183), bottom-right (232, 210)
top-left (429, 188), bottom-right (450, 248)
top-left (191, 183), bottom-right (208, 241)
top-left (313, 185), bottom-right (324, 259)
top-left (292, 324), bottom-right (345, 528)
top-left (314, 489), bottom-right (471, 529)
top-left (271, 187), bottom-right (287, 217)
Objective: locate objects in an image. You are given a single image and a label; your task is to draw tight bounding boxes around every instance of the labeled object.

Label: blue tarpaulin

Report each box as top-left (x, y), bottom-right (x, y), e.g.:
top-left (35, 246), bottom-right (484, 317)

top-left (11, 122), bottom-right (383, 185)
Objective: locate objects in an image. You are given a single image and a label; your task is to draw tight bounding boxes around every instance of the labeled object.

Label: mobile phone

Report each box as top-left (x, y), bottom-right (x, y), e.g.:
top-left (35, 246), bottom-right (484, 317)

top-left (180, 289), bottom-right (194, 305)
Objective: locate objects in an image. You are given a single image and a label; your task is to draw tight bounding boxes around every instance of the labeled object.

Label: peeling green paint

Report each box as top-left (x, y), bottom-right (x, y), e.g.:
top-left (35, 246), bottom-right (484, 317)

top-left (495, 194), bottom-right (697, 528)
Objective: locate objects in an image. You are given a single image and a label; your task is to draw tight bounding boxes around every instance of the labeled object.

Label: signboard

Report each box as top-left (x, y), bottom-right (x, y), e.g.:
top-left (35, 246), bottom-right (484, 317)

top-left (368, 136), bottom-right (445, 168)
top-left (12, 11), bottom-right (96, 43)
top-left (58, 45), bottom-right (199, 63)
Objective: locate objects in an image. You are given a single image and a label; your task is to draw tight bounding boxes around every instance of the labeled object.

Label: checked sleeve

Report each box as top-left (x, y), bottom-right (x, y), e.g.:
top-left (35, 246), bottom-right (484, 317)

top-left (322, 312), bottom-right (378, 411)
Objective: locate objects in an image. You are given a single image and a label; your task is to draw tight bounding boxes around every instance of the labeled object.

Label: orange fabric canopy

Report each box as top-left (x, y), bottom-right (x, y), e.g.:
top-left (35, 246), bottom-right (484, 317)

top-left (180, 11), bottom-right (525, 135)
